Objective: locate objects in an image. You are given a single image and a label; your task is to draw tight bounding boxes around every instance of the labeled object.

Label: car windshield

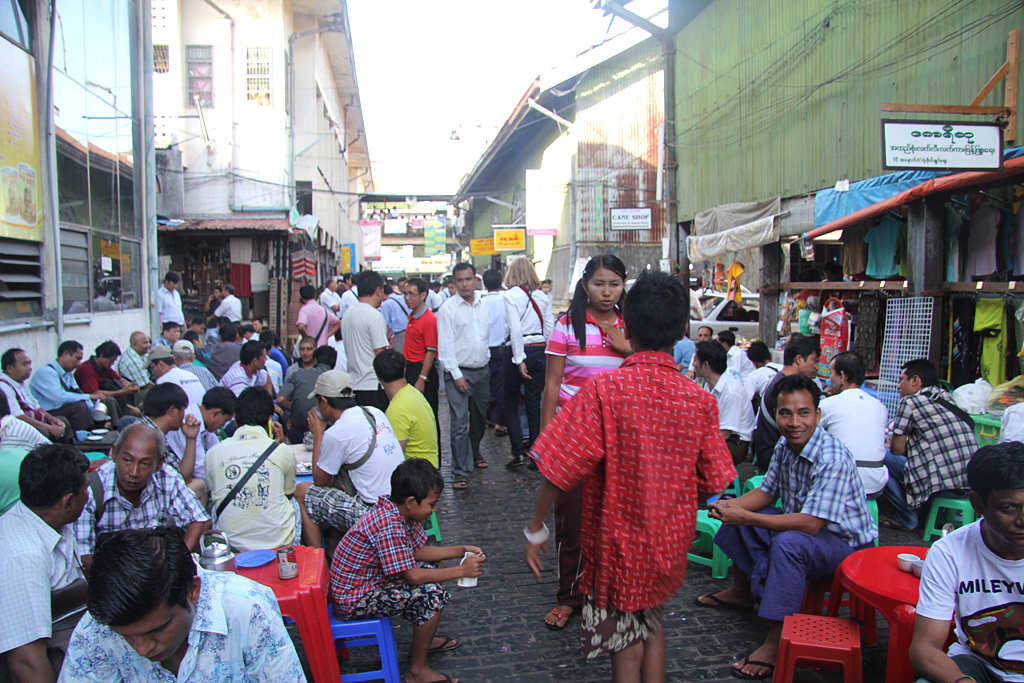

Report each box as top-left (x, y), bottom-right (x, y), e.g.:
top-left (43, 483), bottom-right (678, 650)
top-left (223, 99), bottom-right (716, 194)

top-left (700, 297), bottom-right (721, 316)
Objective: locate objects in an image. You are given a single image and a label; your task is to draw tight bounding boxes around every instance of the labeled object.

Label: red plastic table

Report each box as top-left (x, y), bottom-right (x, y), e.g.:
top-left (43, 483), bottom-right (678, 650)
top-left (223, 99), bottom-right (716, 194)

top-left (236, 546), bottom-right (339, 683)
top-left (827, 545), bottom-right (924, 683)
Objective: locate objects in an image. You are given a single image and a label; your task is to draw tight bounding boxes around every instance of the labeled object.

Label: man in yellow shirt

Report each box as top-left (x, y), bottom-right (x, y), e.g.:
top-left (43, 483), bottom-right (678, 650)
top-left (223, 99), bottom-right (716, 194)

top-left (374, 349), bottom-right (439, 468)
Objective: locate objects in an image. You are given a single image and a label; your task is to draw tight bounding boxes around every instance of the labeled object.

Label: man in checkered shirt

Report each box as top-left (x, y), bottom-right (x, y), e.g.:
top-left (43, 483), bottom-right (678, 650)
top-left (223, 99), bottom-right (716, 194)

top-left (883, 358), bottom-right (978, 530)
top-left (73, 422), bottom-right (211, 571)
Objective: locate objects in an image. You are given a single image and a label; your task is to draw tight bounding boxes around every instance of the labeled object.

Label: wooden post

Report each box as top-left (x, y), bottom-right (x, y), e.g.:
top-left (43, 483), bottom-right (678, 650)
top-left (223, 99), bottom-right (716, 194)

top-left (907, 196), bottom-right (946, 369)
top-left (760, 241), bottom-right (783, 348)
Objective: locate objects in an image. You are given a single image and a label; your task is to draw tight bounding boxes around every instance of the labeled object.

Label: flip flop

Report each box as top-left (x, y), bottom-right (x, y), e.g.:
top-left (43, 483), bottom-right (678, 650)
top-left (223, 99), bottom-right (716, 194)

top-left (452, 476), bottom-right (469, 490)
top-left (693, 593), bottom-right (755, 612)
top-left (731, 654), bottom-right (775, 680)
top-left (494, 426), bottom-right (507, 435)
top-left (544, 607), bottom-right (573, 631)
top-left (428, 635), bottom-right (460, 653)
top-left (879, 515), bottom-right (912, 531)
top-left (425, 675), bottom-right (456, 683)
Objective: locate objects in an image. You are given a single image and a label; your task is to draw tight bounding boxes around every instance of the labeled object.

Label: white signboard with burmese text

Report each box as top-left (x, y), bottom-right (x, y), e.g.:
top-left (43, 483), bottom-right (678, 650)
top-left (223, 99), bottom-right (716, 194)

top-left (882, 120), bottom-right (1002, 171)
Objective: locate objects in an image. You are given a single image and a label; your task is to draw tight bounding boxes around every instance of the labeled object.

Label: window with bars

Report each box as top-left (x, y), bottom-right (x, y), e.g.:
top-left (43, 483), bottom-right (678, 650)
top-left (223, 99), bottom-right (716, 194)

top-left (154, 44), bottom-right (169, 73)
top-left (246, 47), bottom-right (271, 107)
top-left (186, 45), bottom-right (213, 107)
top-left (0, 237), bottom-right (42, 321)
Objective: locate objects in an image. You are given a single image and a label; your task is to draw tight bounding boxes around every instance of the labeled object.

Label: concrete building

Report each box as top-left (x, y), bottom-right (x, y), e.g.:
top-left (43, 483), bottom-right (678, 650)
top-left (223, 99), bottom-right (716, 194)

top-left (151, 0), bottom-right (372, 331)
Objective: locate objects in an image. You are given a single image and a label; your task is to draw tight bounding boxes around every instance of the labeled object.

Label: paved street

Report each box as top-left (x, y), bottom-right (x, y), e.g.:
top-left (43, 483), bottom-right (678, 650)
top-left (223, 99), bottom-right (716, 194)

top-left (293, 395), bottom-right (931, 683)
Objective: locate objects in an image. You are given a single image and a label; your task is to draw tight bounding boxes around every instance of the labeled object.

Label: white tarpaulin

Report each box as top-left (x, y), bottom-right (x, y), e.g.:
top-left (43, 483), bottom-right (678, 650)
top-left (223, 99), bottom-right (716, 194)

top-left (687, 215), bottom-right (778, 262)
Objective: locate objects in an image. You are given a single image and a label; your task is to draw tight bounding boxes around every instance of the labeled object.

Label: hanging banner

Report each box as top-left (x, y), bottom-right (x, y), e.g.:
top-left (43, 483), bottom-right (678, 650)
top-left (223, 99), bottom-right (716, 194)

top-left (494, 228), bottom-right (525, 251)
top-left (525, 168), bottom-right (562, 236)
top-left (340, 243), bottom-right (354, 273)
top-left (0, 39), bottom-right (41, 241)
top-left (424, 217), bottom-right (446, 256)
top-left (383, 218), bottom-right (407, 235)
top-left (882, 120), bottom-right (1003, 171)
top-left (470, 236), bottom-right (498, 256)
top-left (360, 220), bottom-right (381, 261)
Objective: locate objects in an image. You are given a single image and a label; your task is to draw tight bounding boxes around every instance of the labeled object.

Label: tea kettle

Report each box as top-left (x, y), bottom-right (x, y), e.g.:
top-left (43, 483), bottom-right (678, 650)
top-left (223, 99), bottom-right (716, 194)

top-left (90, 399), bottom-right (108, 423)
top-left (198, 530), bottom-right (236, 572)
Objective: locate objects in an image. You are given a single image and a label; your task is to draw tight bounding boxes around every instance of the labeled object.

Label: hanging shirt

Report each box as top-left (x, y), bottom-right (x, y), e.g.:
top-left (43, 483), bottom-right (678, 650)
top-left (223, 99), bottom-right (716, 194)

top-left (842, 224), bottom-right (869, 275)
top-left (966, 204), bottom-right (1001, 278)
top-left (863, 217), bottom-right (902, 279)
top-left (1015, 203), bottom-right (1024, 278)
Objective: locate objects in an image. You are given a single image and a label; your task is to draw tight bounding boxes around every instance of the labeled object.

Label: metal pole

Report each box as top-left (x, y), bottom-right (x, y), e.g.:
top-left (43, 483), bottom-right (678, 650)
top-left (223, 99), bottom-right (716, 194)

top-left (142, 0), bottom-right (159, 338)
top-left (43, 0), bottom-right (63, 341)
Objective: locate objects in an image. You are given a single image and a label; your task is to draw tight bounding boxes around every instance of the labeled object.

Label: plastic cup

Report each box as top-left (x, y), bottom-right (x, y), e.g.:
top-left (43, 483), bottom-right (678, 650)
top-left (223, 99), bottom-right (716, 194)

top-left (912, 559), bottom-right (925, 578)
top-left (75, 430), bottom-right (89, 441)
top-left (458, 551), bottom-right (479, 587)
top-left (897, 553), bottom-right (920, 573)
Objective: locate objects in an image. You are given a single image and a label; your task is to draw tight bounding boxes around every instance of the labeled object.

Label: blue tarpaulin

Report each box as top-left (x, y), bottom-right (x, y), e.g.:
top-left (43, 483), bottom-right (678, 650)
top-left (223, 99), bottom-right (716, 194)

top-left (814, 146), bottom-right (1024, 228)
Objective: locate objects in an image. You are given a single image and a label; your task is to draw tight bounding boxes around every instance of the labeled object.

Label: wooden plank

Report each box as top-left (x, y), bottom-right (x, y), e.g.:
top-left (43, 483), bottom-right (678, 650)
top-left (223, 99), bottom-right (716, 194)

top-left (943, 282), bottom-right (1022, 293)
top-left (1006, 29), bottom-right (1020, 141)
top-left (970, 61), bottom-right (1009, 106)
top-left (881, 103), bottom-right (1009, 114)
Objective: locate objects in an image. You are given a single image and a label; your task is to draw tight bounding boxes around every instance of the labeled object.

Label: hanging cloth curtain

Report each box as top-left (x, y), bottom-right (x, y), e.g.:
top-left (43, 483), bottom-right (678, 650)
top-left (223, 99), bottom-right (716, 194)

top-left (974, 297), bottom-right (1006, 388)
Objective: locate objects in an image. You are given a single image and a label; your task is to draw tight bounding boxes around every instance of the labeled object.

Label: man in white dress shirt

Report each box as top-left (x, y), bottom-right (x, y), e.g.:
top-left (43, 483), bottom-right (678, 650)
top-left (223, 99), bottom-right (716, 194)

top-left (320, 277), bottom-right (343, 314)
top-left (213, 284), bottom-right (242, 323)
top-left (819, 351), bottom-right (888, 497)
top-left (0, 444), bottom-right (89, 683)
top-left (694, 340), bottom-right (755, 466)
top-left (155, 271), bottom-right (185, 326)
top-left (436, 263), bottom-right (490, 490)
top-left (719, 329), bottom-right (755, 384)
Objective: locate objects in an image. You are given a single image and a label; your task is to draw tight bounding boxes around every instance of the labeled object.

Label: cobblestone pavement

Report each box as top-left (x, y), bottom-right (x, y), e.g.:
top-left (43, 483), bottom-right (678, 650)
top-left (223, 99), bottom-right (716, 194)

top-left (299, 395), bottom-right (931, 682)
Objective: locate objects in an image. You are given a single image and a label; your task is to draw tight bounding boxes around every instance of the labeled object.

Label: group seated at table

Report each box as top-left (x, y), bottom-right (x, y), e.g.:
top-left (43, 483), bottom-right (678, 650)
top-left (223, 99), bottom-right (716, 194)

top-left (695, 373), bottom-right (878, 679)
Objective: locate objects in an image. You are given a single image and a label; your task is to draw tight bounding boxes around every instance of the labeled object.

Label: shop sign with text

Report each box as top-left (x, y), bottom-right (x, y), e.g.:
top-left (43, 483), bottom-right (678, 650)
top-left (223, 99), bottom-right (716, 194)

top-left (494, 228), bottom-right (525, 251)
top-left (471, 236), bottom-right (498, 256)
top-left (882, 120), bottom-right (1002, 171)
top-left (610, 207), bottom-right (651, 231)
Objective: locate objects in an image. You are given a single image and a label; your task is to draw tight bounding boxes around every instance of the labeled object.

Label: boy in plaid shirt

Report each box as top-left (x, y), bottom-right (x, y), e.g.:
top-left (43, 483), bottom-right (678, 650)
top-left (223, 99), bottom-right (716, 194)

top-left (330, 459), bottom-right (485, 683)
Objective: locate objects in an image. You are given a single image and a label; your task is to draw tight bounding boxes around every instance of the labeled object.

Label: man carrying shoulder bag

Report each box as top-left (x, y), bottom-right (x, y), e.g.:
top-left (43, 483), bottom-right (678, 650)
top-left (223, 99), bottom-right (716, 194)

top-left (292, 371), bottom-right (405, 557)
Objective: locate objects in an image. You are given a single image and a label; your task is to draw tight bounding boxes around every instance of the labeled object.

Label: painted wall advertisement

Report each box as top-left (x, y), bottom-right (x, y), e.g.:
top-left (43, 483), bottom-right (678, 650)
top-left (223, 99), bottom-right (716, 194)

top-left (424, 217), bottom-right (446, 256)
top-left (881, 120), bottom-right (1003, 171)
top-left (340, 243), bottom-right (355, 273)
top-left (0, 39), bottom-right (41, 241)
top-left (494, 228), bottom-right (525, 251)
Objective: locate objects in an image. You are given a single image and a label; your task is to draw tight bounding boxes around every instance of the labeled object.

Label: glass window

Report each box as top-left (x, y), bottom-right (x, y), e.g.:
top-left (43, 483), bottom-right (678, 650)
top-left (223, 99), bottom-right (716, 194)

top-left (92, 232), bottom-right (121, 311)
top-left (120, 239), bottom-right (141, 309)
top-left (113, 0), bottom-right (132, 116)
top-left (54, 72), bottom-right (91, 226)
top-left (54, 0), bottom-right (85, 84)
top-left (86, 92), bottom-right (119, 232)
top-left (186, 45), bottom-right (213, 107)
top-left (0, 0), bottom-right (30, 51)
top-left (246, 46), bottom-right (271, 107)
top-left (154, 44), bottom-right (169, 73)
top-left (60, 227), bottom-right (90, 314)
top-left (84, 0), bottom-right (115, 106)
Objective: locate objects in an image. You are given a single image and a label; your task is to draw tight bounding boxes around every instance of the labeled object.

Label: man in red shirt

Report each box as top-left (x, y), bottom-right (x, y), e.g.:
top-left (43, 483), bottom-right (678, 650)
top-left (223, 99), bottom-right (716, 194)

top-left (403, 278), bottom-right (439, 430)
top-left (74, 341), bottom-right (140, 425)
top-left (524, 270), bottom-right (736, 678)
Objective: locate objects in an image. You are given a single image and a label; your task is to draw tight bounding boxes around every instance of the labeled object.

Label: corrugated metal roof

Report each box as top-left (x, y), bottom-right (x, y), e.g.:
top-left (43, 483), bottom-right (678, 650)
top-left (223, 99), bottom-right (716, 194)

top-left (157, 219), bottom-right (290, 232)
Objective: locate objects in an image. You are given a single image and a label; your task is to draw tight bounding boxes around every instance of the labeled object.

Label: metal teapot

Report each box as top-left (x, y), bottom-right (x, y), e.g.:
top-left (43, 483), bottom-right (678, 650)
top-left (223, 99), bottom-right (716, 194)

top-left (90, 399), bottom-right (108, 423)
top-left (198, 530), bottom-right (236, 572)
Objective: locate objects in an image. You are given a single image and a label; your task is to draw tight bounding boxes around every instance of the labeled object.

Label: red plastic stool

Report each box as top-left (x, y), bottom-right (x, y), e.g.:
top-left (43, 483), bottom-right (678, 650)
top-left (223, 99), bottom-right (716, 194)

top-left (774, 614), bottom-right (863, 683)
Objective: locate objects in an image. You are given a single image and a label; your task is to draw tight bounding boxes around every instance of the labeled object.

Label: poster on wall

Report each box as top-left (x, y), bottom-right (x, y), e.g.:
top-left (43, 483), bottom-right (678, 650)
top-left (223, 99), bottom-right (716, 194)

top-left (360, 220), bottom-right (381, 261)
top-left (340, 243), bottom-right (355, 273)
top-left (424, 217), bottom-right (446, 256)
top-left (470, 236), bottom-right (498, 256)
top-left (0, 39), bottom-right (41, 241)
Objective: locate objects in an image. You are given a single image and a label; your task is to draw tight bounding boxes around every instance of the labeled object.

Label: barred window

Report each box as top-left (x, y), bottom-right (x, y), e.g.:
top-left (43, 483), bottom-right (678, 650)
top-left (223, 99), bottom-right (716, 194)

top-left (246, 47), bottom-right (271, 107)
top-left (186, 45), bottom-right (213, 107)
top-left (154, 44), bottom-right (169, 73)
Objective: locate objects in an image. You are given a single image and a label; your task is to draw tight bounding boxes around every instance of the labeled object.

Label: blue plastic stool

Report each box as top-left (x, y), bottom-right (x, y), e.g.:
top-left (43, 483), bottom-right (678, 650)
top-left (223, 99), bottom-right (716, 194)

top-left (422, 511), bottom-right (442, 541)
top-left (922, 498), bottom-right (976, 542)
top-left (867, 499), bottom-right (879, 547)
top-left (329, 614), bottom-right (401, 683)
top-left (688, 510), bottom-right (732, 579)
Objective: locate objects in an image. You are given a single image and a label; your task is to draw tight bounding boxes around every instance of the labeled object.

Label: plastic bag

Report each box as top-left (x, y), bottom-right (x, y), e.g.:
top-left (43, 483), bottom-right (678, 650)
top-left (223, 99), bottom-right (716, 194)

top-left (987, 376), bottom-right (1024, 416)
top-left (953, 378), bottom-right (993, 415)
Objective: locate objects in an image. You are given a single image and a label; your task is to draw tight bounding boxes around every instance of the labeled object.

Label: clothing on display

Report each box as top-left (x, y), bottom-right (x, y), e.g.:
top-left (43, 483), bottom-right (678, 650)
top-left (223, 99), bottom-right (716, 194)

top-left (841, 224), bottom-right (868, 275)
top-left (997, 207), bottom-right (1016, 274)
top-left (949, 295), bottom-right (976, 388)
top-left (974, 297), bottom-right (1006, 389)
top-left (726, 262), bottom-right (745, 304)
top-left (863, 217), bottom-right (901, 279)
top-left (851, 294), bottom-right (879, 369)
top-left (966, 203), bottom-right (1001, 278)
top-left (945, 207), bottom-right (965, 282)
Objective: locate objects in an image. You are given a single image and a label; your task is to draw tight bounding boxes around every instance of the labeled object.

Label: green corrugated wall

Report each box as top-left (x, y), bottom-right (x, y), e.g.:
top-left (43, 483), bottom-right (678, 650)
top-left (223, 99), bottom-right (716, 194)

top-left (674, 0), bottom-right (1024, 221)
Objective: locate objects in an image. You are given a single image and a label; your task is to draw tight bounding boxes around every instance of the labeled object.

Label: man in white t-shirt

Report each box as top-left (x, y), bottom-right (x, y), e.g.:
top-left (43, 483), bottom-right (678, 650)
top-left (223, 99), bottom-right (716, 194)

top-left (293, 371), bottom-right (403, 549)
top-left (744, 341), bottom-right (782, 414)
top-left (147, 346), bottom-right (205, 410)
top-left (213, 284), bottom-right (242, 322)
top-left (341, 271), bottom-right (390, 411)
top-left (910, 442), bottom-right (1024, 683)
top-left (818, 351), bottom-right (888, 497)
top-left (694, 341), bottom-right (755, 466)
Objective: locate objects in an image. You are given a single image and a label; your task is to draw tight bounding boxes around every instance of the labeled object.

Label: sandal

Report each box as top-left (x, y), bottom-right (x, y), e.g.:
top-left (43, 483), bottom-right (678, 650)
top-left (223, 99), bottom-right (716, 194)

top-left (494, 425), bottom-right (507, 436)
top-left (879, 515), bottom-right (912, 531)
top-left (428, 635), bottom-right (460, 653)
top-left (544, 607), bottom-right (574, 631)
top-left (452, 476), bottom-right (469, 490)
top-left (693, 593), bottom-right (755, 612)
top-left (474, 456), bottom-right (488, 469)
top-left (731, 654), bottom-right (775, 680)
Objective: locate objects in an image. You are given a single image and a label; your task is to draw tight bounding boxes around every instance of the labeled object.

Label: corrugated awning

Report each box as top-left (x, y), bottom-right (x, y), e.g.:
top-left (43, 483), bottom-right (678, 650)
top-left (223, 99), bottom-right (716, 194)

top-left (157, 218), bottom-right (290, 232)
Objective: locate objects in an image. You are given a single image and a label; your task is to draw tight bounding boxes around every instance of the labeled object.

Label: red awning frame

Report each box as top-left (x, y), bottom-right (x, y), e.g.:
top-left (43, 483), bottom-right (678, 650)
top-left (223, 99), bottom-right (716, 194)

top-left (806, 155), bottom-right (1024, 239)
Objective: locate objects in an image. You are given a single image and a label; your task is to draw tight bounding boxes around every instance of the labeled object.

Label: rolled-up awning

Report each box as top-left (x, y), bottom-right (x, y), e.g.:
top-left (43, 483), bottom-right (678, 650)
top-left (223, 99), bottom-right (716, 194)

top-left (687, 215), bottom-right (778, 262)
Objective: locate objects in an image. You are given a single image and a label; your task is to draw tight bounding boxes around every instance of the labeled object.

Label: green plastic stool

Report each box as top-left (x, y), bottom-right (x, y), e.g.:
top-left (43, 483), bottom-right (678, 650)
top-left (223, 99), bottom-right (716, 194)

top-left (742, 475), bottom-right (764, 495)
top-left (723, 477), bottom-right (742, 498)
top-left (688, 510), bottom-right (731, 579)
top-left (422, 512), bottom-right (442, 541)
top-left (922, 498), bottom-right (975, 542)
top-left (867, 498), bottom-right (879, 546)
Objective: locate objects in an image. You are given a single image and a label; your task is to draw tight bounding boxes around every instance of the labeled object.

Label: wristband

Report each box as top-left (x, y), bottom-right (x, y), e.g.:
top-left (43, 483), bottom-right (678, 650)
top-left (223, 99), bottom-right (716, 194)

top-left (523, 522), bottom-right (550, 545)
top-left (419, 375), bottom-right (428, 382)
top-left (952, 678), bottom-right (976, 683)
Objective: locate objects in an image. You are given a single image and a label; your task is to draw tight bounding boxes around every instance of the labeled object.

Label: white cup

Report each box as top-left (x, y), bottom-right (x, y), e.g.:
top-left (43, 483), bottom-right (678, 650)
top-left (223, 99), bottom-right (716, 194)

top-left (457, 551), bottom-right (478, 588)
top-left (897, 553), bottom-right (920, 573)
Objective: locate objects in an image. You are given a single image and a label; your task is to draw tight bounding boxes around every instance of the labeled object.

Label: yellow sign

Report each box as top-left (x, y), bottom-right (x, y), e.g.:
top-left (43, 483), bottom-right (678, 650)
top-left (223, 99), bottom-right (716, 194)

top-left (0, 39), bottom-right (40, 241)
top-left (494, 229), bottom-right (525, 251)
top-left (470, 236), bottom-right (498, 256)
top-left (340, 245), bottom-right (353, 273)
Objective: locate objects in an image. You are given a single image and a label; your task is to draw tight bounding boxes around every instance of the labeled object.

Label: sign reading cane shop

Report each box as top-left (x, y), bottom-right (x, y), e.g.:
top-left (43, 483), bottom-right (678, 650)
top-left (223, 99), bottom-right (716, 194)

top-left (610, 207), bottom-right (652, 231)
top-left (882, 120), bottom-right (1003, 171)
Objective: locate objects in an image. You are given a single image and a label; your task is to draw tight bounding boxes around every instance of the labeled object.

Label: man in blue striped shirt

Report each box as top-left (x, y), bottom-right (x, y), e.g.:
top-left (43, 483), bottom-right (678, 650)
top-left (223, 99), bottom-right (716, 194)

top-left (697, 373), bottom-right (878, 679)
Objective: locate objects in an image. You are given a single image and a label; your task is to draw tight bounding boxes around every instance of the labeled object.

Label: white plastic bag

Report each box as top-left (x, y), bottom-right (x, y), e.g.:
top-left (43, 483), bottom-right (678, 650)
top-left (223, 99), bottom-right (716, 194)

top-left (953, 378), bottom-right (993, 415)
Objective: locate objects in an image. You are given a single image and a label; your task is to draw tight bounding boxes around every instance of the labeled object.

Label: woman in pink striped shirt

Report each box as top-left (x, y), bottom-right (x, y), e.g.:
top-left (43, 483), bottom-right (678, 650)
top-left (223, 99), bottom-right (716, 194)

top-left (537, 254), bottom-right (629, 630)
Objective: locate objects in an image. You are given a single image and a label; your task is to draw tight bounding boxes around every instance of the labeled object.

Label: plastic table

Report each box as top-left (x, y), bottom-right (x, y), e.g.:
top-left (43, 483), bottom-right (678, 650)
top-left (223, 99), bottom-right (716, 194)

top-left (827, 545), bottom-right (924, 683)
top-left (236, 545), bottom-right (339, 683)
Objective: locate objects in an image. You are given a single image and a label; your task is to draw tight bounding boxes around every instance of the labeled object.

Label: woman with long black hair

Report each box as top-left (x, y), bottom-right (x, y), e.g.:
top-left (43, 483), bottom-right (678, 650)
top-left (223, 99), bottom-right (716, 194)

top-left (536, 254), bottom-right (629, 630)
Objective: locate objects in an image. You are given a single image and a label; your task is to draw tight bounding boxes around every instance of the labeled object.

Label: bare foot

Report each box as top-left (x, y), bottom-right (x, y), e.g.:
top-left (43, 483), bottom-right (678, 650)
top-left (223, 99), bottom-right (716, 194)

top-left (543, 605), bottom-right (574, 628)
top-left (733, 640), bottom-right (779, 678)
top-left (405, 665), bottom-right (458, 683)
top-left (694, 587), bottom-right (755, 609)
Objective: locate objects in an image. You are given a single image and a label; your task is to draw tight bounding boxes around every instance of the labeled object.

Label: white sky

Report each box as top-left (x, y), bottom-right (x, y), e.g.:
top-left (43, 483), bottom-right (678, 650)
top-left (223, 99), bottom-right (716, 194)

top-left (347, 0), bottom-right (667, 195)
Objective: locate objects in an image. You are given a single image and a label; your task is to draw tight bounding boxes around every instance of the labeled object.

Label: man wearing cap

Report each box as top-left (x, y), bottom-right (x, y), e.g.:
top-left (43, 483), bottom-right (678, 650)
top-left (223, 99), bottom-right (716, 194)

top-left (293, 370), bottom-right (404, 549)
top-left (148, 346), bottom-right (205, 411)
top-left (172, 339), bottom-right (218, 392)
